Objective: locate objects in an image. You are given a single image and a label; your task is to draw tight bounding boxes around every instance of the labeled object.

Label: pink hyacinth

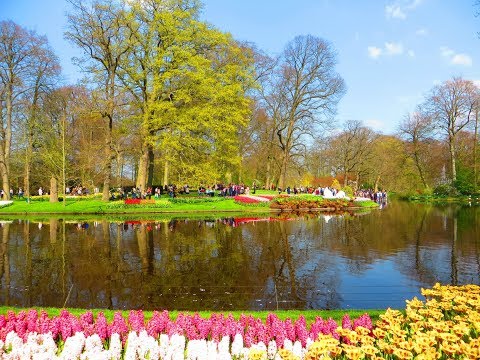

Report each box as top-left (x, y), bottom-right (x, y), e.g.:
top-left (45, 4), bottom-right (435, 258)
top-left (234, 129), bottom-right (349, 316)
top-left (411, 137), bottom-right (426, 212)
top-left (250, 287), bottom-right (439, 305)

top-left (95, 312), bottom-right (109, 341)
top-left (294, 316), bottom-right (308, 347)
top-left (342, 314), bottom-right (353, 330)
top-left (110, 312), bottom-right (129, 340)
top-left (80, 311), bottom-right (94, 326)
top-left (145, 310), bottom-right (170, 338)
top-left (128, 310), bottom-right (145, 333)
top-left (353, 313), bottom-right (373, 331)
top-left (38, 310), bottom-right (51, 335)
top-left (26, 309), bottom-right (38, 333)
top-left (49, 317), bottom-right (61, 340)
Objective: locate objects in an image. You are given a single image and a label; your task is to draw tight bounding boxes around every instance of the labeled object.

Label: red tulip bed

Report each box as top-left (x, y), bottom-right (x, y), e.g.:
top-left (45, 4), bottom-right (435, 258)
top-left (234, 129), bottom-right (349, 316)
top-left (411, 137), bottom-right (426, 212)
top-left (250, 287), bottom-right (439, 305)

top-left (233, 196), bottom-right (262, 204)
top-left (256, 195), bottom-right (275, 201)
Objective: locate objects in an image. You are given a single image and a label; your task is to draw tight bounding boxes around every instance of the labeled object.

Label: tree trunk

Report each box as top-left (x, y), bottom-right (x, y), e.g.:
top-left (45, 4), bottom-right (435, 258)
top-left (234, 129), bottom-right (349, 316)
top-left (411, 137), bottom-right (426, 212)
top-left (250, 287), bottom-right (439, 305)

top-left (116, 151), bottom-right (123, 187)
top-left (265, 156), bottom-right (271, 190)
top-left (24, 159), bottom-right (30, 199)
top-left (147, 145), bottom-right (154, 187)
top-left (474, 107), bottom-right (478, 191)
top-left (449, 135), bottom-right (457, 183)
top-left (1, 83), bottom-right (13, 200)
top-left (374, 175), bottom-right (381, 193)
top-left (279, 152), bottom-right (289, 190)
top-left (136, 145), bottom-right (149, 191)
top-left (102, 71), bottom-right (116, 202)
top-left (163, 159), bottom-right (169, 187)
top-left (102, 123), bottom-right (113, 201)
top-left (50, 176), bottom-right (58, 203)
top-left (0, 163), bottom-right (9, 201)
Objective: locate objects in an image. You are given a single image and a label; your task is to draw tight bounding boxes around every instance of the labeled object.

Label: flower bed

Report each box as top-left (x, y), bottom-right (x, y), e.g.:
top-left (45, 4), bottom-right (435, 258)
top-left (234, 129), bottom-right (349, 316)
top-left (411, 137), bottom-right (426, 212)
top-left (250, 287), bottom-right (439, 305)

top-left (0, 284), bottom-right (478, 358)
top-left (0, 309), bottom-right (371, 359)
top-left (124, 199), bottom-right (156, 205)
top-left (234, 196), bottom-right (260, 204)
top-left (270, 195), bottom-right (350, 210)
top-left (256, 195), bottom-right (275, 200)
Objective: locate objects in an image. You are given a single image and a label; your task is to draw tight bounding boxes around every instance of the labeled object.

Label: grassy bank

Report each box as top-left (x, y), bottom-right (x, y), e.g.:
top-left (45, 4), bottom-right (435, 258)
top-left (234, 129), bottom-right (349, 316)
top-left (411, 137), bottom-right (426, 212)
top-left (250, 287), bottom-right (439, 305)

top-left (0, 193), bottom-right (378, 215)
top-left (0, 306), bottom-right (387, 325)
top-left (405, 194), bottom-right (480, 203)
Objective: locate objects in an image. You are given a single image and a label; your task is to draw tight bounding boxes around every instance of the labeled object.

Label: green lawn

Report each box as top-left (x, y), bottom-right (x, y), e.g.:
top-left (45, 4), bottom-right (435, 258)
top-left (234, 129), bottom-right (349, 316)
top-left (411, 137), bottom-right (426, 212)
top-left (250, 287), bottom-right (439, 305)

top-left (0, 306), bottom-right (387, 325)
top-left (0, 194), bottom-right (377, 215)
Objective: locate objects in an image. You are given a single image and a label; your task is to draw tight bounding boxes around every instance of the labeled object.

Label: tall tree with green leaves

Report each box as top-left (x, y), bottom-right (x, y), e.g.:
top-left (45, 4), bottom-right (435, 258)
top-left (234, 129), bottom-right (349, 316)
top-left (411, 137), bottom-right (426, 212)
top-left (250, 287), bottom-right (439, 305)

top-left (65, 0), bottom-right (131, 201)
top-left (119, 0), bottom-right (254, 189)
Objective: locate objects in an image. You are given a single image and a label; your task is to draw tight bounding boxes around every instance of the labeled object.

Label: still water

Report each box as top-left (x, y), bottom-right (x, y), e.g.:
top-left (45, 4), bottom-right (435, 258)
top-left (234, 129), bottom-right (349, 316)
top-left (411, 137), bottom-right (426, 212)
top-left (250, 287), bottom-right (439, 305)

top-left (0, 201), bottom-right (478, 310)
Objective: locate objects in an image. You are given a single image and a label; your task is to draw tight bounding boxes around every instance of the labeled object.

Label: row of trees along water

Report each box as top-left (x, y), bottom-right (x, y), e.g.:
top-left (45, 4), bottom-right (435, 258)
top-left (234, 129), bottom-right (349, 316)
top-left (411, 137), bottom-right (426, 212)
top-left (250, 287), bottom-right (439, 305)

top-left (0, 0), bottom-right (479, 201)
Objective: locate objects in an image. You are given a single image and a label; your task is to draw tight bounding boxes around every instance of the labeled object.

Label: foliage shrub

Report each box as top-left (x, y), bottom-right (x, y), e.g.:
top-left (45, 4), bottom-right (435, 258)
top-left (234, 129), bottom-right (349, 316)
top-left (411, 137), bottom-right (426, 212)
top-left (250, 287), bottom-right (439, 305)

top-left (454, 167), bottom-right (475, 195)
top-left (433, 183), bottom-right (460, 197)
top-left (106, 200), bottom-right (172, 209)
top-left (331, 178), bottom-right (341, 191)
top-left (170, 197), bottom-right (226, 204)
top-left (270, 195), bottom-right (349, 210)
top-left (342, 185), bottom-right (354, 198)
top-left (27, 194), bottom-right (103, 202)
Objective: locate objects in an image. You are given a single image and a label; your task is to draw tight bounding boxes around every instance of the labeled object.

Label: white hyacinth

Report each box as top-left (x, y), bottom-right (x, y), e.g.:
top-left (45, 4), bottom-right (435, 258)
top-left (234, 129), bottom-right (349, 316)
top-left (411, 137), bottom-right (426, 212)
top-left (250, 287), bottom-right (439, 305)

top-left (230, 333), bottom-right (243, 357)
top-left (138, 330), bottom-right (161, 359)
top-left (283, 338), bottom-right (293, 352)
top-left (267, 340), bottom-right (277, 359)
top-left (292, 340), bottom-right (302, 358)
top-left (167, 334), bottom-right (186, 360)
top-left (59, 332), bottom-right (86, 360)
top-left (108, 333), bottom-right (123, 359)
top-left (124, 331), bottom-right (140, 360)
top-left (217, 336), bottom-right (231, 359)
top-left (206, 339), bottom-right (218, 359)
top-left (186, 339), bottom-right (207, 360)
top-left (0, 329), bottom-right (318, 360)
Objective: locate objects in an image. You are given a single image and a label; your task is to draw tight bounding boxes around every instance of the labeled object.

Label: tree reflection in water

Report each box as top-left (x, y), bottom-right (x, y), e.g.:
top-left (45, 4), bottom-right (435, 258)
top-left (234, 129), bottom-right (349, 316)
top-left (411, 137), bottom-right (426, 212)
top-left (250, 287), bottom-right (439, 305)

top-left (0, 202), bottom-right (479, 310)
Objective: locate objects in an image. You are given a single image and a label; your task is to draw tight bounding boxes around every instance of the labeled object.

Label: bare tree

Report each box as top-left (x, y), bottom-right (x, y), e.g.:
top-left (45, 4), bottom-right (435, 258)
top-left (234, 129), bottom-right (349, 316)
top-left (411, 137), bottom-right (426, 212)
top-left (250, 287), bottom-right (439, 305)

top-left (65, 0), bottom-right (130, 201)
top-left (424, 77), bottom-right (478, 183)
top-left (326, 120), bottom-right (377, 187)
top-left (398, 109), bottom-right (435, 189)
top-left (0, 21), bottom-right (47, 199)
top-left (21, 43), bottom-right (61, 198)
top-left (269, 35), bottom-right (345, 189)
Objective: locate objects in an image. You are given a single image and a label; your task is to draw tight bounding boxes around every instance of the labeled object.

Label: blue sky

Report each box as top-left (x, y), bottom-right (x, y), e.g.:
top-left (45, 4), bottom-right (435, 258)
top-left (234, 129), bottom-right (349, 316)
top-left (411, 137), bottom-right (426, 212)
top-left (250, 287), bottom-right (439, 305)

top-left (2, 0), bottom-right (480, 134)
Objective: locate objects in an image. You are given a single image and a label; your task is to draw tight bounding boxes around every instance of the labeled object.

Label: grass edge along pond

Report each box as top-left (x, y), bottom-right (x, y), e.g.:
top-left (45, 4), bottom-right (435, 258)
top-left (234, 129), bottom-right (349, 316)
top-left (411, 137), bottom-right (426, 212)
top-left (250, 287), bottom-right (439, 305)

top-left (0, 193), bottom-right (379, 215)
top-left (0, 284), bottom-right (478, 359)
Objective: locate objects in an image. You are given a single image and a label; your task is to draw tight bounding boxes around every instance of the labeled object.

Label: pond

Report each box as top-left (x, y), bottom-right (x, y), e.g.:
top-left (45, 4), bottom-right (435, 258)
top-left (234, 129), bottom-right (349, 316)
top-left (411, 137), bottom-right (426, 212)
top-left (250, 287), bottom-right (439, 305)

top-left (0, 201), bottom-right (478, 311)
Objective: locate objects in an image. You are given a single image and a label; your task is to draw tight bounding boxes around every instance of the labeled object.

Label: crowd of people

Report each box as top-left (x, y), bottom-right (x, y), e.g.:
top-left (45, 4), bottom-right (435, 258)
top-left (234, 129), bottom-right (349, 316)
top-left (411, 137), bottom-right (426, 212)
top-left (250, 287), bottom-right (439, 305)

top-left (2, 181), bottom-right (388, 204)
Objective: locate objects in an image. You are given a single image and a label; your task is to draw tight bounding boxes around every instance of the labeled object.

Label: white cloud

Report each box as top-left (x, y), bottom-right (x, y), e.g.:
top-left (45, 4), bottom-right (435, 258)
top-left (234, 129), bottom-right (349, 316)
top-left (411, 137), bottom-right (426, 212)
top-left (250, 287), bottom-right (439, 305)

top-left (440, 46), bottom-right (454, 57)
top-left (367, 42), bottom-right (414, 60)
top-left (452, 54), bottom-right (472, 66)
top-left (440, 46), bottom-right (472, 67)
top-left (415, 28), bottom-right (428, 36)
top-left (385, 42), bottom-right (404, 55)
top-left (368, 46), bottom-right (382, 59)
top-left (365, 119), bottom-right (390, 133)
top-left (385, 0), bottom-right (423, 20)
top-left (385, 4), bottom-right (406, 19)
